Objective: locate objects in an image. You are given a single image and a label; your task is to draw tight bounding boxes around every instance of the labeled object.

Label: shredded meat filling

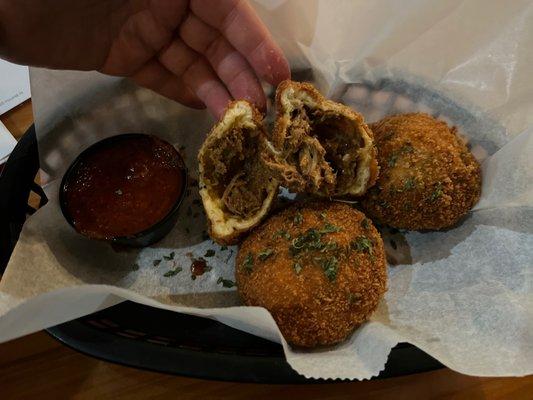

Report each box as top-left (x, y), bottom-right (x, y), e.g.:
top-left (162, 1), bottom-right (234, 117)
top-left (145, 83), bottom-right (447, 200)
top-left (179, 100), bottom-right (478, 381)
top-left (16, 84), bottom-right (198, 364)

top-left (265, 106), bottom-right (361, 195)
top-left (205, 127), bottom-right (269, 218)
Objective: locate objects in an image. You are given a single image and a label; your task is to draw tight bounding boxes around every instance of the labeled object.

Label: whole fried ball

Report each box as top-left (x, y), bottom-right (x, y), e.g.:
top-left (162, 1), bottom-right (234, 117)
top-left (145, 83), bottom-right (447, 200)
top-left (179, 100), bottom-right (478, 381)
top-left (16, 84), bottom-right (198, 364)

top-left (360, 113), bottom-right (481, 230)
top-left (235, 202), bottom-right (387, 348)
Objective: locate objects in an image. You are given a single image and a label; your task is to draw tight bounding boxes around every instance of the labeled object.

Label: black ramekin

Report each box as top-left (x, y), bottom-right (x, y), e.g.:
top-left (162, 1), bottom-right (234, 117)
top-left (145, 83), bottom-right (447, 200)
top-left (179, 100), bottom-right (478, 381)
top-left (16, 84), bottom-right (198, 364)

top-left (59, 133), bottom-right (188, 247)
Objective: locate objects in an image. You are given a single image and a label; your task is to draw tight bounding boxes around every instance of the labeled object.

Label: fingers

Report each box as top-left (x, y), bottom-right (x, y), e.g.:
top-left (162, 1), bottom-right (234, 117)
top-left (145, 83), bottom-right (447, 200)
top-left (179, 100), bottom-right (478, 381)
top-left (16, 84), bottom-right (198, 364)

top-left (131, 59), bottom-right (204, 109)
top-left (190, 0), bottom-right (290, 86)
top-left (179, 14), bottom-right (266, 111)
top-left (158, 38), bottom-right (232, 118)
top-left (101, 9), bottom-right (174, 76)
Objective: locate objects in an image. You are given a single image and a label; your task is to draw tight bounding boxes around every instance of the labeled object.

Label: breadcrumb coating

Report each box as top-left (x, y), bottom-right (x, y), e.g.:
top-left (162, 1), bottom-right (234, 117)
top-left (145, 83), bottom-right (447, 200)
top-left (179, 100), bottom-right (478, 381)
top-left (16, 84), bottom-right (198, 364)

top-left (360, 113), bottom-right (481, 230)
top-left (236, 201), bottom-right (387, 347)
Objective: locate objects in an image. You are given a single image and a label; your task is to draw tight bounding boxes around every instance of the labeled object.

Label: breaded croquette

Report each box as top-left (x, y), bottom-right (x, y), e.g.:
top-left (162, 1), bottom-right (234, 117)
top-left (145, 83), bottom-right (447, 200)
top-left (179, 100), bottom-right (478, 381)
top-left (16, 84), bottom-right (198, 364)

top-left (235, 202), bottom-right (387, 347)
top-left (360, 113), bottom-right (481, 230)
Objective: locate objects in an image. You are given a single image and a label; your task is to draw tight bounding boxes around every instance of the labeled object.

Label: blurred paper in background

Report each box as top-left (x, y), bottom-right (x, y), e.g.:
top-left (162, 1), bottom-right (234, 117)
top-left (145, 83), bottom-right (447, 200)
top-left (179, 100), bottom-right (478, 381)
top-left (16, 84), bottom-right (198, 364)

top-left (0, 60), bottom-right (30, 116)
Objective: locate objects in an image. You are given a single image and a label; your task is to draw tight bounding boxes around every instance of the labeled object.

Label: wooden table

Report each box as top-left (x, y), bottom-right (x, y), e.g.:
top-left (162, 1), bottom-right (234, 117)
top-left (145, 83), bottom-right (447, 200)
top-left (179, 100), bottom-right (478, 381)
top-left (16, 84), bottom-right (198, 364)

top-left (1, 101), bottom-right (532, 399)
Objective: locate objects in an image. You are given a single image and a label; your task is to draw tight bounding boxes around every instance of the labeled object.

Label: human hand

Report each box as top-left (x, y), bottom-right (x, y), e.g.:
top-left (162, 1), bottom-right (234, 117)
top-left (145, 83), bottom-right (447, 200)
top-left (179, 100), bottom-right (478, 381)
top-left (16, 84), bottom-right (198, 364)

top-left (0, 0), bottom-right (290, 117)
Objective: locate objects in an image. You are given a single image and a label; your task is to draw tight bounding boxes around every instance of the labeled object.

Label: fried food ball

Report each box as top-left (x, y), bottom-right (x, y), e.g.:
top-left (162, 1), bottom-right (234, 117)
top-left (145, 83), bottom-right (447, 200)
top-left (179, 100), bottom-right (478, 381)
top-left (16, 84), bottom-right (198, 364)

top-left (360, 113), bottom-right (481, 230)
top-left (235, 201), bottom-right (387, 348)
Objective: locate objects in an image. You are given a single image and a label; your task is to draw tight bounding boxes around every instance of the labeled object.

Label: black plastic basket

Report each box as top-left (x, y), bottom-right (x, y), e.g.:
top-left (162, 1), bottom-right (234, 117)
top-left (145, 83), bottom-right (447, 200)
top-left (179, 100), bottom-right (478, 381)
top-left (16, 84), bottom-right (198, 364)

top-left (0, 125), bottom-right (443, 383)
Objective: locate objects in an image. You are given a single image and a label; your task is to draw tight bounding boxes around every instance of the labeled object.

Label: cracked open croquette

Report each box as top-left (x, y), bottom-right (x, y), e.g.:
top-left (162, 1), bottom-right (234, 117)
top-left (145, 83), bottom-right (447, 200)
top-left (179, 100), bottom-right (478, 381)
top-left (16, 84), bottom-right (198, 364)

top-left (262, 80), bottom-right (378, 197)
top-left (235, 201), bottom-right (387, 348)
top-left (198, 101), bottom-right (279, 245)
top-left (360, 113), bottom-right (481, 230)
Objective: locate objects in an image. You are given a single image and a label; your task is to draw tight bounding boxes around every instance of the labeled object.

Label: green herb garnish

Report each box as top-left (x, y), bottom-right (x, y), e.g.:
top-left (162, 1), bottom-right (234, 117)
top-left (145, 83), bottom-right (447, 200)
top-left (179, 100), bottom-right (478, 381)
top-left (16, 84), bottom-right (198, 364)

top-left (403, 203), bottom-right (413, 211)
top-left (403, 177), bottom-right (416, 190)
top-left (351, 236), bottom-right (373, 254)
top-left (217, 277), bottom-right (235, 288)
top-left (401, 143), bottom-right (414, 153)
top-left (294, 212), bottom-right (303, 225)
top-left (204, 249), bottom-right (216, 257)
top-left (361, 218), bottom-right (370, 229)
top-left (388, 143), bottom-right (414, 167)
top-left (243, 253), bottom-right (254, 272)
top-left (275, 230), bottom-right (292, 240)
top-left (258, 248), bottom-right (274, 261)
top-left (319, 222), bottom-right (341, 234)
top-left (429, 182), bottom-right (443, 202)
top-left (164, 267), bottom-right (182, 277)
top-left (388, 153), bottom-right (399, 167)
top-left (320, 212), bottom-right (328, 220)
top-left (318, 256), bottom-right (339, 281)
top-left (163, 252), bottom-right (175, 261)
top-left (379, 200), bottom-right (390, 209)
top-left (153, 259), bottom-right (162, 267)
top-left (289, 225), bottom-right (340, 257)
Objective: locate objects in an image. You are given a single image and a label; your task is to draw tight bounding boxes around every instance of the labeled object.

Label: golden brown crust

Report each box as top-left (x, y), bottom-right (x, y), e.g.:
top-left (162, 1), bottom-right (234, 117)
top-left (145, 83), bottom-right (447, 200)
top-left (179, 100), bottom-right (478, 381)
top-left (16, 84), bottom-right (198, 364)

top-left (262, 80), bottom-right (378, 197)
top-left (360, 113), bottom-right (481, 230)
top-left (235, 201), bottom-right (387, 347)
top-left (198, 100), bottom-right (279, 245)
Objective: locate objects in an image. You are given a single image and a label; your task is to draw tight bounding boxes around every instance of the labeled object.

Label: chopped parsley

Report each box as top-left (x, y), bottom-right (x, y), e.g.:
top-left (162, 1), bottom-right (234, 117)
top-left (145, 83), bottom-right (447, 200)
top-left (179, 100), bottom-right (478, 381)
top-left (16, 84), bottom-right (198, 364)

top-left (217, 277), bottom-right (235, 288)
top-left (163, 251), bottom-right (175, 260)
top-left (378, 200), bottom-right (390, 209)
top-left (204, 249), bottom-right (216, 257)
top-left (351, 236), bottom-right (373, 254)
top-left (403, 177), bottom-right (416, 190)
top-left (289, 222), bottom-right (341, 257)
top-left (293, 212), bottom-right (303, 225)
top-left (320, 212), bottom-right (328, 220)
top-left (388, 143), bottom-right (414, 167)
top-left (258, 248), bottom-right (274, 261)
top-left (387, 153), bottom-right (399, 167)
top-left (318, 256), bottom-right (339, 281)
top-left (164, 267), bottom-right (182, 277)
top-left (401, 143), bottom-right (414, 153)
top-left (275, 230), bottom-right (291, 240)
top-left (153, 259), bottom-right (162, 267)
top-left (320, 240), bottom-right (338, 252)
top-left (429, 182), bottom-right (443, 202)
top-left (319, 223), bottom-right (341, 234)
top-left (242, 253), bottom-right (254, 272)
top-left (361, 218), bottom-right (370, 230)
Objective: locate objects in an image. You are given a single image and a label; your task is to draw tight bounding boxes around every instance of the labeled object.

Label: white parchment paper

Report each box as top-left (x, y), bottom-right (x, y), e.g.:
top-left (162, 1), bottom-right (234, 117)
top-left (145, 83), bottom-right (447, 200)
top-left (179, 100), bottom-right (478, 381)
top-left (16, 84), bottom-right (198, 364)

top-left (1, 0), bottom-right (532, 380)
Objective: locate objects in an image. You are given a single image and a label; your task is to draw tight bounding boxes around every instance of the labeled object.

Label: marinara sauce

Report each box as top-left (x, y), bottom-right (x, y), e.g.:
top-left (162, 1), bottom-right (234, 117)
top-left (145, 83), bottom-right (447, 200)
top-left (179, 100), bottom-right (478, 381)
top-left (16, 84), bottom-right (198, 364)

top-left (63, 135), bottom-right (184, 239)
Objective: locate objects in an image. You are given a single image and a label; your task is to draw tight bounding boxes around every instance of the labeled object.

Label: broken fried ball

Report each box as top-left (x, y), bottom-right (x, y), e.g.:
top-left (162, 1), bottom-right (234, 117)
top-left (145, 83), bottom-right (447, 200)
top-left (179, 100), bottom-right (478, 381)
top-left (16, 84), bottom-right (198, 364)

top-left (262, 80), bottom-right (378, 197)
top-left (198, 101), bottom-right (279, 245)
